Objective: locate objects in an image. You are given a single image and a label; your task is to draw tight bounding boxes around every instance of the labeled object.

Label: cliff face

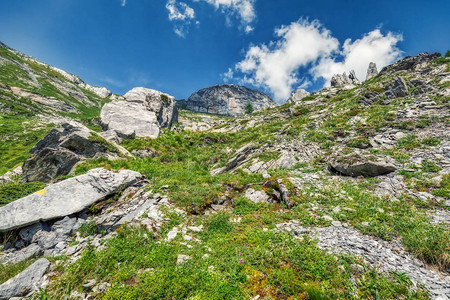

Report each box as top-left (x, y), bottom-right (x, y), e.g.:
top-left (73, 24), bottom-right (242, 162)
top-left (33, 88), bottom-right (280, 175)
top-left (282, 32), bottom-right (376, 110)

top-left (180, 84), bottom-right (277, 116)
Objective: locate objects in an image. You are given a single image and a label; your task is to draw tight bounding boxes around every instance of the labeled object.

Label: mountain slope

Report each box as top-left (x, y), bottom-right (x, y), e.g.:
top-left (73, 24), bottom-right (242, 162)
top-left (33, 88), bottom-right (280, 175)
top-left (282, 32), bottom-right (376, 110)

top-left (0, 42), bottom-right (116, 174)
top-left (0, 50), bottom-right (449, 299)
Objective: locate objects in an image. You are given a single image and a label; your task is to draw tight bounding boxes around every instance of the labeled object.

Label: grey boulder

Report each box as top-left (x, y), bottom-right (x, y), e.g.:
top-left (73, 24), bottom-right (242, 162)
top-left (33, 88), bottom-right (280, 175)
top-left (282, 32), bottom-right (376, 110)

top-left (0, 168), bottom-right (142, 232)
top-left (0, 258), bottom-right (50, 300)
top-left (245, 188), bottom-right (270, 203)
top-left (287, 88), bottom-right (310, 103)
top-left (124, 87), bottom-right (178, 129)
top-left (330, 152), bottom-right (396, 177)
top-left (384, 76), bottom-right (408, 100)
top-left (21, 122), bottom-right (122, 182)
top-left (331, 70), bottom-right (359, 87)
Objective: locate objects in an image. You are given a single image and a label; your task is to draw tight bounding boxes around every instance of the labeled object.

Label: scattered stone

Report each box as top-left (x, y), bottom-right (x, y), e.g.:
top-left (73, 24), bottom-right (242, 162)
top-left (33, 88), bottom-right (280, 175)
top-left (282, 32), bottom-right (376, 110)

top-left (82, 279), bottom-right (97, 292)
top-left (177, 254), bottom-right (192, 264)
top-left (92, 282), bottom-right (111, 294)
top-left (166, 227), bottom-right (179, 241)
top-left (0, 166), bottom-right (22, 184)
top-left (277, 222), bottom-right (450, 298)
top-left (0, 258), bottom-right (50, 299)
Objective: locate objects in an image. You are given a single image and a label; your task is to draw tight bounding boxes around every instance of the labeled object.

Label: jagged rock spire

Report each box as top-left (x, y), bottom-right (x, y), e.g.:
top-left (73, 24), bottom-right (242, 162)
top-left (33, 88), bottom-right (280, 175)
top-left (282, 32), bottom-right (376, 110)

top-left (330, 70), bottom-right (359, 87)
top-left (366, 62), bottom-right (378, 80)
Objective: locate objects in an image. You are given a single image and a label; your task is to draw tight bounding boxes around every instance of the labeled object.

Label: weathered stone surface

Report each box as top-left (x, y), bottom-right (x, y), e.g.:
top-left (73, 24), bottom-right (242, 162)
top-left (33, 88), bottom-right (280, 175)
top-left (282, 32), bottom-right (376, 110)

top-left (384, 76), bottom-right (408, 100)
top-left (287, 88), bottom-right (310, 103)
top-left (183, 84), bottom-right (276, 116)
top-left (0, 258), bottom-right (50, 299)
top-left (0, 168), bottom-right (142, 231)
top-left (100, 101), bottom-right (160, 139)
top-left (277, 221), bottom-right (450, 299)
top-left (0, 166), bottom-right (22, 184)
top-left (379, 52), bottom-right (441, 74)
top-left (124, 87), bottom-right (178, 128)
top-left (21, 122), bottom-right (119, 182)
top-left (0, 244), bottom-right (43, 265)
top-left (330, 152), bottom-right (396, 177)
top-left (245, 188), bottom-right (270, 203)
top-left (22, 147), bottom-right (80, 182)
top-left (366, 62), bottom-right (378, 80)
top-left (331, 70), bottom-right (359, 87)
top-left (210, 143), bottom-right (255, 175)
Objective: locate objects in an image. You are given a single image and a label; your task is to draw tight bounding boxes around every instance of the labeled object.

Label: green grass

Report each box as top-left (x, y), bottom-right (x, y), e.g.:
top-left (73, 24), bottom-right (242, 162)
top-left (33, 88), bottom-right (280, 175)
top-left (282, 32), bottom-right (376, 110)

top-left (0, 259), bottom-right (34, 284)
top-left (0, 181), bottom-right (47, 206)
top-left (46, 213), bottom-right (429, 299)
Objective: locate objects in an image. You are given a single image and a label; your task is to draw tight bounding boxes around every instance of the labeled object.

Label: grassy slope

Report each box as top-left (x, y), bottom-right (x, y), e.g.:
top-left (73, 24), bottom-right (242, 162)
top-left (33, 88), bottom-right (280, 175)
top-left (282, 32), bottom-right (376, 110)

top-left (1, 57), bottom-right (449, 299)
top-left (0, 47), bottom-right (110, 175)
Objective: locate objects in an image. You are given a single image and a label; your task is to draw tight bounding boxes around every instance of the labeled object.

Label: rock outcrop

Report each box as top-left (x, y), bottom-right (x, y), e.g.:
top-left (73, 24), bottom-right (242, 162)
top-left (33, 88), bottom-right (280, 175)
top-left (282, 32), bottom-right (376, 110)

top-left (366, 62), bottom-right (378, 80)
top-left (0, 258), bottom-right (50, 299)
top-left (331, 70), bottom-right (359, 87)
top-left (182, 84), bottom-right (276, 116)
top-left (21, 122), bottom-right (124, 182)
top-left (287, 88), bottom-right (310, 103)
top-left (330, 152), bottom-right (397, 177)
top-left (100, 87), bottom-right (178, 141)
top-left (0, 168), bottom-right (142, 231)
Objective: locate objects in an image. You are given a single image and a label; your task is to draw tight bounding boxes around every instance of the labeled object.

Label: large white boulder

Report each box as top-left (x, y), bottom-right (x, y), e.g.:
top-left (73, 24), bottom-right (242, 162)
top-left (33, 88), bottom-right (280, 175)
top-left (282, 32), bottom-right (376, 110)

top-left (0, 168), bottom-right (142, 232)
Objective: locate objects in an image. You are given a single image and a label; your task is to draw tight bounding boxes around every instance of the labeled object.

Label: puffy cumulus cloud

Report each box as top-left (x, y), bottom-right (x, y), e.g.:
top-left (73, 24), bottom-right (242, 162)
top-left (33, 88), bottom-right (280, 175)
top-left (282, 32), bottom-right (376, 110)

top-left (235, 19), bottom-right (339, 101)
top-left (197, 0), bottom-right (256, 32)
top-left (166, 0), bottom-right (196, 37)
top-left (121, 0), bottom-right (126, 6)
top-left (229, 19), bottom-right (403, 102)
top-left (312, 29), bottom-right (403, 85)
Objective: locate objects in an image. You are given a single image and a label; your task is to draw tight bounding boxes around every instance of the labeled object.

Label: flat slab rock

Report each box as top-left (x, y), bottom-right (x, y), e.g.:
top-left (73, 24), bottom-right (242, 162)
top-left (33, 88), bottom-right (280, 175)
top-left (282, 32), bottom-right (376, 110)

top-left (330, 152), bottom-right (396, 177)
top-left (0, 168), bottom-right (141, 232)
top-left (0, 258), bottom-right (50, 300)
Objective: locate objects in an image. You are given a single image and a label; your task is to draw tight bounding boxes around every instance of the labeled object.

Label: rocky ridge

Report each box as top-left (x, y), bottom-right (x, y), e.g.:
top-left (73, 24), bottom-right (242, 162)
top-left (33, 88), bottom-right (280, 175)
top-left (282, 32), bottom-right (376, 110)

top-left (178, 84), bottom-right (276, 116)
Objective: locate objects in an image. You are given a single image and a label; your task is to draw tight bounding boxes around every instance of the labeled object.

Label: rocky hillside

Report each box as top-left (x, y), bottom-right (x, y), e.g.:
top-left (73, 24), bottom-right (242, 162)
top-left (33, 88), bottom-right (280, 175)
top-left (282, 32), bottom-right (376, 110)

top-left (0, 49), bottom-right (449, 300)
top-left (178, 84), bottom-right (276, 116)
top-left (0, 42), bottom-right (118, 175)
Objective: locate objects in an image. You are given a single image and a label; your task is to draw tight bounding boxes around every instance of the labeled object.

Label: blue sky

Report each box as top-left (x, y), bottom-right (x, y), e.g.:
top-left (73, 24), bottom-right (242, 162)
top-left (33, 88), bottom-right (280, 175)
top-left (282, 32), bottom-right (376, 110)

top-left (0, 0), bottom-right (449, 102)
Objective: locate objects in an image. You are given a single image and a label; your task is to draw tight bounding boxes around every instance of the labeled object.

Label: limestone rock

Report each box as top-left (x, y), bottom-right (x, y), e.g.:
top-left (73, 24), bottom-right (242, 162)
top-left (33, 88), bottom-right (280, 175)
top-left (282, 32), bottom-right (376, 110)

top-left (124, 87), bottom-right (178, 128)
top-left (21, 122), bottom-right (121, 182)
top-left (379, 52), bottom-right (441, 75)
top-left (183, 84), bottom-right (276, 116)
top-left (330, 152), bottom-right (397, 177)
top-left (210, 143), bottom-right (255, 175)
top-left (287, 88), bottom-right (310, 103)
top-left (0, 258), bottom-right (50, 299)
top-left (366, 62), bottom-right (378, 80)
top-left (0, 168), bottom-right (142, 231)
top-left (331, 70), bottom-right (359, 87)
top-left (245, 188), bottom-right (270, 203)
top-left (0, 166), bottom-right (22, 184)
top-left (384, 76), bottom-right (408, 100)
top-left (100, 101), bottom-right (160, 139)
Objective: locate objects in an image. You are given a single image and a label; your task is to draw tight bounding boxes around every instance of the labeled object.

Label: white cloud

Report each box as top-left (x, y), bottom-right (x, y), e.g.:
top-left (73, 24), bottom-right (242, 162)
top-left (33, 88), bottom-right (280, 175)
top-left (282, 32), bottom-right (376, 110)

top-left (235, 19), bottom-right (339, 101)
top-left (312, 29), bottom-right (403, 85)
top-left (229, 19), bottom-right (403, 102)
top-left (166, 0), bottom-right (196, 37)
top-left (197, 0), bottom-right (256, 32)
top-left (121, 0), bottom-right (126, 6)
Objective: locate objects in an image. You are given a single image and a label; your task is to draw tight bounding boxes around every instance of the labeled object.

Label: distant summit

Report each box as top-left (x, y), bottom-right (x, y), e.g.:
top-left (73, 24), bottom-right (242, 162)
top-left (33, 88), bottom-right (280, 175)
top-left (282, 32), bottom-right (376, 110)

top-left (178, 84), bottom-right (276, 116)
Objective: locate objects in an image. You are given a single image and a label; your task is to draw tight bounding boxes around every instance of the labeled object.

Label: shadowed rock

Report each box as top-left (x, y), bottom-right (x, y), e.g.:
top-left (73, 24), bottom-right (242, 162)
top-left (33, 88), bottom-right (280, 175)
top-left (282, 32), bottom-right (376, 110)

top-left (330, 152), bottom-right (396, 177)
top-left (366, 62), bottom-right (378, 80)
top-left (21, 122), bottom-right (124, 182)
